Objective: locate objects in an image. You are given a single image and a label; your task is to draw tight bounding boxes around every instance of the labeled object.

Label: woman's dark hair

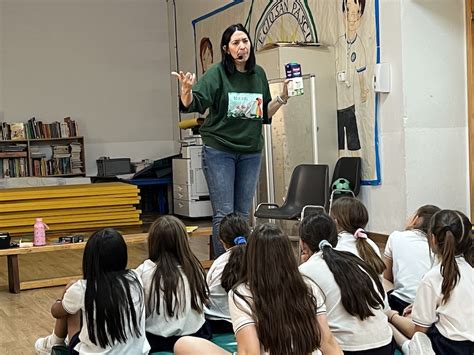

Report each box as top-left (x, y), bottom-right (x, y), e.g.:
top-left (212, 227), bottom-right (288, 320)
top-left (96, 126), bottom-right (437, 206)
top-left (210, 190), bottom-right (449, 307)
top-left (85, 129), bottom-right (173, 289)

top-left (410, 205), bottom-right (441, 234)
top-left (147, 215), bottom-right (208, 318)
top-left (83, 228), bottom-right (143, 348)
top-left (429, 210), bottom-right (474, 303)
top-left (342, 0), bottom-right (366, 15)
top-left (331, 197), bottom-right (385, 274)
top-left (220, 23), bottom-right (256, 75)
top-left (233, 223), bottom-right (321, 355)
top-left (219, 213), bottom-right (250, 292)
top-left (300, 213), bottom-right (385, 320)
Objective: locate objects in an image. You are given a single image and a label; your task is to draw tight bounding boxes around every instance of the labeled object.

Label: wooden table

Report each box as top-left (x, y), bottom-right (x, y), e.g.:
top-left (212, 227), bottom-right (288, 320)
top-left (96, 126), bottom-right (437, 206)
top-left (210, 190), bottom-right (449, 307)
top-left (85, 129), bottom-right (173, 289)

top-left (0, 227), bottom-right (213, 293)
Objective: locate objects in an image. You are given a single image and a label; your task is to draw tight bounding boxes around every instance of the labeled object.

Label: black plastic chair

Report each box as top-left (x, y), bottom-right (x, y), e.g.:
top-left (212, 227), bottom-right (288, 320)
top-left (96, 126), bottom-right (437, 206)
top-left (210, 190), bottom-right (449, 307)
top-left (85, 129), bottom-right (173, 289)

top-left (329, 157), bottom-right (361, 211)
top-left (254, 164), bottom-right (329, 221)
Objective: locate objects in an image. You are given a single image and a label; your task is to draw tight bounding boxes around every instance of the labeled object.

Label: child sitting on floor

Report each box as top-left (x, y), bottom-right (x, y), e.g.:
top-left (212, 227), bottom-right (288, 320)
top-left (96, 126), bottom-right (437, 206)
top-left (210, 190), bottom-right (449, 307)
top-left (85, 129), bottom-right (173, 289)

top-left (388, 209), bottom-right (474, 354)
top-left (383, 204), bottom-right (440, 314)
top-left (173, 223), bottom-right (342, 355)
top-left (34, 228), bottom-right (150, 355)
top-left (135, 215), bottom-right (211, 353)
top-left (205, 213), bottom-right (249, 334)
top-left (299, 212), bottom-right (395, 355)
top-left (329, 197), bottom-right (386, 275)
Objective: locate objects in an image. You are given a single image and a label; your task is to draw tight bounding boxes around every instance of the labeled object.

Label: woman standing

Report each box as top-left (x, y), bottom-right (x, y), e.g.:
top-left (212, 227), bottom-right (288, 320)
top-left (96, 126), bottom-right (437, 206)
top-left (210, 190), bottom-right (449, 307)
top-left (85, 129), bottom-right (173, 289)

top-left (173, 23), bottom-right (290, 257)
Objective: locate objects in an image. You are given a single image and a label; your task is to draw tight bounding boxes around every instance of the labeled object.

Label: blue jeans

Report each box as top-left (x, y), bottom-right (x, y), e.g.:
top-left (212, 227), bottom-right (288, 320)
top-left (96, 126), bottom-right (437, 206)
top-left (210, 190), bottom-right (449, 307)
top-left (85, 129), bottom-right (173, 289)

top-left (202, 145), bottom-right (262, 257)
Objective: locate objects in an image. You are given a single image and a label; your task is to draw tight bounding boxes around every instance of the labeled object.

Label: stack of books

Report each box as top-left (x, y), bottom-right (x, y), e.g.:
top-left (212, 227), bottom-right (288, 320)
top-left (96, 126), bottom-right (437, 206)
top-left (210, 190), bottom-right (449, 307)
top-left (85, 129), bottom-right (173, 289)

top-left (0, 144), bottom-right (28, 177)
top-left (52, 145), bottom-right (71, 175)
top-left (70, 142), bottom-right (83, 174)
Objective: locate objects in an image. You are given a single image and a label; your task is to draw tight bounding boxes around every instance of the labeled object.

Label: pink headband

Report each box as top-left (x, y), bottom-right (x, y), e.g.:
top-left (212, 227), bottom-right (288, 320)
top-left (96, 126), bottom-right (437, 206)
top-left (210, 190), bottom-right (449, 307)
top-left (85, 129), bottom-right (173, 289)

top-left (354, 228), bottom-right (368, 239)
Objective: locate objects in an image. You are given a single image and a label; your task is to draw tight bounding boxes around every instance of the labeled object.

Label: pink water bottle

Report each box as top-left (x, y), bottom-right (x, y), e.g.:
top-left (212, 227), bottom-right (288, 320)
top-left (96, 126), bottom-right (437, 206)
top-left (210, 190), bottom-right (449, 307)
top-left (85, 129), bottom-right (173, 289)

top-left (33, 218), bottom-right (49, 246)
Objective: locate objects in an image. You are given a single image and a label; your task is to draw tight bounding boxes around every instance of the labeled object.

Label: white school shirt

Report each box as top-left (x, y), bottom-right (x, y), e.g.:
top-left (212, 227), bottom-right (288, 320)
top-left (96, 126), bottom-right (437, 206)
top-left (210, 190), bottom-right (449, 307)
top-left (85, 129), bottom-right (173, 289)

top-left (228, 282), bottom-right (325, 355)
top-left (61, 272), bottom-right (150, 355)
top-left (384, 229), bottom-right (433, 303)
top-left (135, 259), bottom-right (205, 337)
top-left (412, 256), bottom-right (474, 341)
top-left (204, 249), bottom-right (232, 322)
top-left (336, 232), bottom-right (390, 309)
top-left (336, 231), bottom-right (381, 258)
top-left (299, 252), bottom-right (393, 351)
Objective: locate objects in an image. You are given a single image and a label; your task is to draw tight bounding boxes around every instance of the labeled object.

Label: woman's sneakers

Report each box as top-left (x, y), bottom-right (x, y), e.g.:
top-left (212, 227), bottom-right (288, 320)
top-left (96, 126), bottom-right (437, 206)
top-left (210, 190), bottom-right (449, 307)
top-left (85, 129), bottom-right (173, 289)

top-left (408, 332), bottom-right (435, 355)
top-left (34, 333), bottom-right (65, 355)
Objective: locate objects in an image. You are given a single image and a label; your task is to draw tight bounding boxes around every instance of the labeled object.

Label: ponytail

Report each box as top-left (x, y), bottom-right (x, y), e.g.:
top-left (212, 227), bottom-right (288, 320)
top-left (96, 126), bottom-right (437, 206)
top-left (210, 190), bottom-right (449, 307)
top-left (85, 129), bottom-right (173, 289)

top-left (355, 238), bottom-right (386, 274)
top-left (429, 210), bottom-right (473, 304)
top-left (320, 242), bottom-right (385, 320)
top-left (439, 229), bottom-right (460, 303)
top-left (330, 197), bottom-right (385, 273)
top-left (221, 244), bottom-right (246, 293)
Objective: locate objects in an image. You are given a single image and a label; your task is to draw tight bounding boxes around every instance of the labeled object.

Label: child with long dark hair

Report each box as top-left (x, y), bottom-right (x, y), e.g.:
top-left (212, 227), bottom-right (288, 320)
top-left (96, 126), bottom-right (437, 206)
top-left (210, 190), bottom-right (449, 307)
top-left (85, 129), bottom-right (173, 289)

top-left (34, 228), bottom-right (150, 354)
top-left (330, 197), bottom-right (385, 274)
top-left (299, 212), bottom-right (395, 355)
top-left (205, 213), bottom-right (249, 334)
top-left (388, 209), bottom-right (474, 354)
top-left (135, 215), bottom-right (211, 353)
top-left (173, 223), bottom-right (342, 355)
top-left (383, 205), bottom-right (440, 314)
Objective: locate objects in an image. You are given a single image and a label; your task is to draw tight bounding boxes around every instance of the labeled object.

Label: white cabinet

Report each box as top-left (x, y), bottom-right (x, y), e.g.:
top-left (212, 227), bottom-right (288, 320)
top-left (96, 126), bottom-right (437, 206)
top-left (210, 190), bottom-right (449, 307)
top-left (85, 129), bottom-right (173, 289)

top-left (172, 145), bottom-right (212, 217)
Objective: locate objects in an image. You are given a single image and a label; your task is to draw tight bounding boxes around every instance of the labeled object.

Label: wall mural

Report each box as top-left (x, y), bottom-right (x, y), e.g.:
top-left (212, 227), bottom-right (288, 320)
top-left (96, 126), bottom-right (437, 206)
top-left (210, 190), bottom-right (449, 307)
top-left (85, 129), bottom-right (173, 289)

top-left (193, 0), bottom-right (380, 184)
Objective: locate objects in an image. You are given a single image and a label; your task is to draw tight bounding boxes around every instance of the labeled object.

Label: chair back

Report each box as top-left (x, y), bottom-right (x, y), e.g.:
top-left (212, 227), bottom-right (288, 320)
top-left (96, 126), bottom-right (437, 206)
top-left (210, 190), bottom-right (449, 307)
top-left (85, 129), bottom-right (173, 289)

top-left (331, 157), bottom-right (361, 196)
top-left (282, 164), bottom-right (329, 212)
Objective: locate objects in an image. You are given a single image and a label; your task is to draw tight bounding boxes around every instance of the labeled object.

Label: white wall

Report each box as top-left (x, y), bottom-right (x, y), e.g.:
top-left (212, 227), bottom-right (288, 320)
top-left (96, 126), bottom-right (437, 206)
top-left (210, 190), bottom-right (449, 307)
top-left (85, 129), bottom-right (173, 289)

top-left (361, 0), bottom-right (408, 232)
top-left (401, 0), bottom-right (468, 216)
top-left (362, 0), bottom-right (469, 233)
top-left (1, 0), bottom-right (179, 175)
top-left (174, 0), bottom-right (470, 234)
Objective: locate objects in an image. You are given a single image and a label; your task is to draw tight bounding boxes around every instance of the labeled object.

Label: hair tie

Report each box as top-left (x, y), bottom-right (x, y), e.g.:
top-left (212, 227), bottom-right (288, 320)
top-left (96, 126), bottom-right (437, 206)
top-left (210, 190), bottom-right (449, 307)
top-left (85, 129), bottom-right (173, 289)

top-left (440, 225), bottom-right (453, 235)
top-left (354, 228), bottom-right (368, 239)
top-left (319, 239), bottom-right (333, 250)
top-left (234, 236), bottom-right (247, 245)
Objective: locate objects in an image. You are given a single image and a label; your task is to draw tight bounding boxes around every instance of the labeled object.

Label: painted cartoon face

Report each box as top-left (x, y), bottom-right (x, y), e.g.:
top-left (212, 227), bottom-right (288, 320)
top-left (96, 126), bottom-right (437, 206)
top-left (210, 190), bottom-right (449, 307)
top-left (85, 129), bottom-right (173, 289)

top-left (226, 30), bottom-right (251, 65)
top-left (345, 0), bottom-right (362, 32)
top-left (202, 47), bottom-right (213, 73)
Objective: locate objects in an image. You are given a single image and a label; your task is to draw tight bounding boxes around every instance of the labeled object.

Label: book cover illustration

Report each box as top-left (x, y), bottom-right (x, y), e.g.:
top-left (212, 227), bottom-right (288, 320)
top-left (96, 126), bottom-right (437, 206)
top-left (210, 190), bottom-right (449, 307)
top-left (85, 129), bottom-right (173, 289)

top-left (10, 123), bottom-right (26, 140)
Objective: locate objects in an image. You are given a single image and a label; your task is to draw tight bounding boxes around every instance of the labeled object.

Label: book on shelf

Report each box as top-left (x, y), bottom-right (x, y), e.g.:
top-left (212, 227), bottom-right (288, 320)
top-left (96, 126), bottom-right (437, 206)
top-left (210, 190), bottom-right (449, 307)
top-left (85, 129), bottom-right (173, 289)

top-left (1, 117), bottom-right (80, 140)
top-left (0, 122), bottom-right (11, 140)
top-left (0, 151), bottom-right (27, 158)
top-left (0, 124), bottom-right (85, 177)
top-left (0, 144), bottom-right (27, 152)
top-left (10, 123), bottom-right (26, 140)
top-left (0, 157), bottom-right (28, 178)
top-left (70, 142), bottom-right (83, 174)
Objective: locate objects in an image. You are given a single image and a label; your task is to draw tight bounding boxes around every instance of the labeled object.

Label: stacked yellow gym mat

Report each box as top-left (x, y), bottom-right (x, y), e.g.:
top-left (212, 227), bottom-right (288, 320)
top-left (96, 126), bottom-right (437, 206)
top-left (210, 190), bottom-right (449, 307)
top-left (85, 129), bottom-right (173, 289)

top-left (0, 182), bottom-right (141, 236)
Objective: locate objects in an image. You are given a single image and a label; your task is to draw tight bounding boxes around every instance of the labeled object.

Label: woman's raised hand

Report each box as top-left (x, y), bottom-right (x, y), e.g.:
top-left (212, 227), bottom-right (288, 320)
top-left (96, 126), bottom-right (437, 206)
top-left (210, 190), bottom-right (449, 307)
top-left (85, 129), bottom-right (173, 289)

top-left (171, 71), bottom-right (195, 107)
top-left (171, 71), bottom-right (196, 93)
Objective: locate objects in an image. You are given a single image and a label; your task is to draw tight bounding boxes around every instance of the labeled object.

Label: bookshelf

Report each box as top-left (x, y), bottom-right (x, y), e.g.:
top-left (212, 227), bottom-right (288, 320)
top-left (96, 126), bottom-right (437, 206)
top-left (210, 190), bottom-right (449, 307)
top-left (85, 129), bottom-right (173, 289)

top-left (0, 137), bottom-right (85, 178)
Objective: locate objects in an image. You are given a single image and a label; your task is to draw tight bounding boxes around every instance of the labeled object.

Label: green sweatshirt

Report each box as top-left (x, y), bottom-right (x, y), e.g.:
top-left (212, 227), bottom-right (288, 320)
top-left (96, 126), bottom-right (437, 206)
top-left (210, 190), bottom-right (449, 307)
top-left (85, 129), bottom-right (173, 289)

top-left (182, 63), bottom-right (272, 153)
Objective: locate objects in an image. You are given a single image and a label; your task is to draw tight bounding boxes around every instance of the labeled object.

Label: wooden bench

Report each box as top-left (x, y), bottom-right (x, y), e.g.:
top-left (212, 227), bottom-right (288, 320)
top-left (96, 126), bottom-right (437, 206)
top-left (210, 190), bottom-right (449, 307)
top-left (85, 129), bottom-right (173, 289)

top-left (0, 227), bottom-right (213, 293)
